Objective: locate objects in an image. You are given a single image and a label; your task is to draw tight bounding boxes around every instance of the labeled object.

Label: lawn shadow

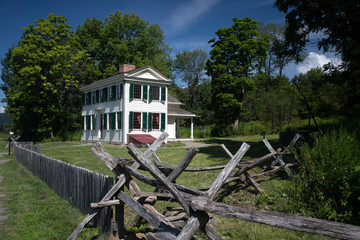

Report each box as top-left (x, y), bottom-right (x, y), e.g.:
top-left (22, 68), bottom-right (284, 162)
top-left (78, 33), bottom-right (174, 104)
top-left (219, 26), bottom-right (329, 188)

top-left (198, 138), bottom-right (285, 163)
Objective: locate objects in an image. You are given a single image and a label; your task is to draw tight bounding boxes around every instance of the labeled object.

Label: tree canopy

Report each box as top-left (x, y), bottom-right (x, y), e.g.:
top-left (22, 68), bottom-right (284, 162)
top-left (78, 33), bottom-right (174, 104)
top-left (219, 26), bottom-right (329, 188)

top-left (206, 17), bottom-right (269, 131)
top-left (172, 49), bottom-right (208, 109)
top-left (1, 13), bottom-right (90, 140)
top-left (76, 11), bottom-right (172, 79)
top-left (275, 0), bottom-right (360, 117)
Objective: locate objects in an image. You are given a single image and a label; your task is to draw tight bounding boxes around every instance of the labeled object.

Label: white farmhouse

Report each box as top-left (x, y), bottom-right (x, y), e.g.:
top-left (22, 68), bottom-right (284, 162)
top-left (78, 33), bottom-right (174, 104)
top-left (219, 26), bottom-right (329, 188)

top-left (80, 64), bottom-right (196, 144)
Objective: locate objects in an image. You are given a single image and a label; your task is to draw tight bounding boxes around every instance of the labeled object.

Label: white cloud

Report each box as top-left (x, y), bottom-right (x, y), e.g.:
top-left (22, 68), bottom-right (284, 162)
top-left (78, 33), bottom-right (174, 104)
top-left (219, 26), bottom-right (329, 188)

top-left (169, 0), bottom-right (220, 32)
top-left (0, 106), bottom-right (5, 113)
top-left (170, 36), bottom-right (211, 52)
top-left (296, 52), bottom-right (341, 74)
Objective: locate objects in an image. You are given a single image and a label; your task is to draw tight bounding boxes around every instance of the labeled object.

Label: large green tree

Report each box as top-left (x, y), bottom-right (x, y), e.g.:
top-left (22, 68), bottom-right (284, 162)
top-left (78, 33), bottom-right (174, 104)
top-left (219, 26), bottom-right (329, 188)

top-left (1, 13), bottom-right (90, 140)
top-left (76, 11), bottom-right (172, 78)
top-left (172, 49), bottom-right (208, 109)
top-left (274, 0), bottom-right (360, 117)
top-left (206, 17), bottom-right (268, 132)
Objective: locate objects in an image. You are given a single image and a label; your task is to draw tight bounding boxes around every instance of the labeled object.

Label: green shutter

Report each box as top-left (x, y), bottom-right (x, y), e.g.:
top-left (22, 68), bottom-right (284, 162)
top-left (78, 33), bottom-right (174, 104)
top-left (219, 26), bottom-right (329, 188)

top-left (142, 112), bottom-right (148, 131)
top-left (161, 86), bottom-right (166, 102)
top-left (86, 115), bottom-right (91, 130)
top-left (111, 113), bottom-right (116, 130)
top-left (120, 84), bottom-right (123, 99)
top-left (82, 94), bottom-right (85, 106)
top-left (112, 86), bottom-right (116, 100)
top-left (87, 92), bottom-right (91, 105)
top-left (129, 111), bottom-right (133, 131)
top-left (129, 83), bottom-right (133, 101)
top-left (149, 86), bottom-right (153, 103)
top-left (143, 85), bottom-right (148, 102)
top-left (96, 90), bottom-right (100, 103)
top-left (118, 84), bottom-right (123, 99)
top-left (81, 116), bottom-right (85, 130)
top-left (103, 113), bottom-right (107, 130)
top-left (148, 112), bottom-right (152, 131)
top-left (161, 113), bottom-right (165, 131)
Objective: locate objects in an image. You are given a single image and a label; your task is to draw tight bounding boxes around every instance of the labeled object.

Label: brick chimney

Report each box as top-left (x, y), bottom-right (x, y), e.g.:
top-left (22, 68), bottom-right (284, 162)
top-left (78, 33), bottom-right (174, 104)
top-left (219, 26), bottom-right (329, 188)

top-left (119, 64), bottom-right (136, 73)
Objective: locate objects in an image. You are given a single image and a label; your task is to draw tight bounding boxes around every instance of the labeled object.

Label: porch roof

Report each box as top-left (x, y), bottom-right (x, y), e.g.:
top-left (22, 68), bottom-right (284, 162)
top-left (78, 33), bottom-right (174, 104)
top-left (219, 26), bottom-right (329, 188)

top-left (167, 104), bottom-right (197, 118)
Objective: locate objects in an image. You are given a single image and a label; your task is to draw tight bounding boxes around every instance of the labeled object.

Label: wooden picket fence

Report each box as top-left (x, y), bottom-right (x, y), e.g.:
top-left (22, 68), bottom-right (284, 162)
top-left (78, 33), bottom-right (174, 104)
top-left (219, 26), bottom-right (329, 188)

top-left (68, 132), bottom-right (360, 240)
top-left (13, 141), bottom-right (113, 231)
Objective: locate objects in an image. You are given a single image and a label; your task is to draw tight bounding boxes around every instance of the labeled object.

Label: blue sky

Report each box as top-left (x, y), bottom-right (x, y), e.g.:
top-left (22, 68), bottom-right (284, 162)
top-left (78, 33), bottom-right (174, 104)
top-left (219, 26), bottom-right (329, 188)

top-left (0, 0), bottom-right (340, 112)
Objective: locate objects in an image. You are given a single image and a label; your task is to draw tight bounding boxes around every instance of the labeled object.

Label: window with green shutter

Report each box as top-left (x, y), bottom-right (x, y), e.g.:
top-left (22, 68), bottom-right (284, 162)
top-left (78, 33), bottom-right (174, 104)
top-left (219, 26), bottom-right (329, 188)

top-left (92, 91), bottom-right (96, 104)
top-left (117, 112), bottom-right (122, 129)
top-left (102, 88), bottom-right (108, 102)
top-left (161, 86), bottom-right (166, 102)
top-left (161, 113), bottom-right (165, 131)
top-left (92, 115), bottom-right (96, 130)
top-left (110, 112), bottom-right (116, 130)
top-left (129, 111), bottom-right (133, 131)
top-left (143, 85), bottom-right (148, 102)
top-left (129, 83), bottom-right (134, 101)
top-left (142, 112), bottom-right (148, 131)
top-left (148, 112), bottom-right (152, 131)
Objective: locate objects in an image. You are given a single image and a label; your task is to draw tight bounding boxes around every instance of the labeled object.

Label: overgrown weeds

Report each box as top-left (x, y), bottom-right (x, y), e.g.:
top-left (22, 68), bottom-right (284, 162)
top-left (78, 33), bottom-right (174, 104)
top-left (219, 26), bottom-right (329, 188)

top-left (287, 128), bottom-right (360, 224)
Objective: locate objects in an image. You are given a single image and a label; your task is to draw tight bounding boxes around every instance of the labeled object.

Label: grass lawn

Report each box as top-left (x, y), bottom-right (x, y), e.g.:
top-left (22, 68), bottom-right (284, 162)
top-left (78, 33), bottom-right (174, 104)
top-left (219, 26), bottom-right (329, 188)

top-left (0, 135), bottom-right (335, 239)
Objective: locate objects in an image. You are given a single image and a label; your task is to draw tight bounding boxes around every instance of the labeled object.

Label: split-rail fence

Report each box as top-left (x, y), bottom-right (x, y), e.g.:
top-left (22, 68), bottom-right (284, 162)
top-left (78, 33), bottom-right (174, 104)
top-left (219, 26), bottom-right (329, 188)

top-left (67, 132), bottom-right (360, 240)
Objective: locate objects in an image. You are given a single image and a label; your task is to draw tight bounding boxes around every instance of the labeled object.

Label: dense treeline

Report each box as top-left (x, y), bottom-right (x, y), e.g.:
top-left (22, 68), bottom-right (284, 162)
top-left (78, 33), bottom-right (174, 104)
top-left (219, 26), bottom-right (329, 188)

top-left (1, 0), bottom-right (359, 141)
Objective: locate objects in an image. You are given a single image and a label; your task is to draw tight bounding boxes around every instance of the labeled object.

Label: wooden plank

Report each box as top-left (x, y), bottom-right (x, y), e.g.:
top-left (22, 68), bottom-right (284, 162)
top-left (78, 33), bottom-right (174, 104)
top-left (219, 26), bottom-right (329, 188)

top-left (208, 143), bottom-right (250, 199)
top-left (166, 147), bottom-right (199, 182)
top-left (67, 162), bottom-right (139, 240)
top-left (116, 191), bottom-right (179, 236)
top-left (176, 143), bottom-right (250, 240)
top-left (123, 166), bottom-right (206, 197)
top-left (127, 143), bottom-right (192, 216)
top-left (263, 135), bottom-right (299, 181)
top-left (188, 196), bottom-right (360, 240)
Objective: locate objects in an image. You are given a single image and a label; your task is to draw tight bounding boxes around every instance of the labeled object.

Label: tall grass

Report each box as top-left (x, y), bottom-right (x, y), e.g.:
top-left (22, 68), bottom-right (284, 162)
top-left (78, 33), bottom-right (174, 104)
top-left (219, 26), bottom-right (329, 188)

top-left (288, 128), bottom-right (360, 224)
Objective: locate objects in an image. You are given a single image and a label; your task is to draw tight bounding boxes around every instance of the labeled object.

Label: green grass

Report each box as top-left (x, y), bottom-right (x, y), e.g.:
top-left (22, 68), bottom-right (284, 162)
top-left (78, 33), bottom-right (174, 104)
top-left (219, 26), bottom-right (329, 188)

top-left (0, 137), bottom-right (336, 239)
top-left (0, 142), bottom-right (106, 239)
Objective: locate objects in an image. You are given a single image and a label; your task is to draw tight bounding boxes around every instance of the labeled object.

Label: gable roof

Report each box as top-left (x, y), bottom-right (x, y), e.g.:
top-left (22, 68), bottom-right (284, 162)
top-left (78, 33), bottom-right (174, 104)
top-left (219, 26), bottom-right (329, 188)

top-left (80, 65), bottom-right (170, 92)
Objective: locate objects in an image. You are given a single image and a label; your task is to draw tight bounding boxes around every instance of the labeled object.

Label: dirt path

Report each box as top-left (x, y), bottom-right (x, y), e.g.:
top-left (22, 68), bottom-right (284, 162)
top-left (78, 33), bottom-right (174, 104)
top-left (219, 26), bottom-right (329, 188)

top-left (0, 158), bottom-right (11, 225)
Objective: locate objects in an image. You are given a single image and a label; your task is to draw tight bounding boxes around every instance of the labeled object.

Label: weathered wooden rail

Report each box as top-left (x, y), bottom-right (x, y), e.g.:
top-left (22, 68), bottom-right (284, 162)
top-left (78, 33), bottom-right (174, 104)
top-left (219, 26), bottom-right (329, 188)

top-left (68, 132), bottom-right (360, 240)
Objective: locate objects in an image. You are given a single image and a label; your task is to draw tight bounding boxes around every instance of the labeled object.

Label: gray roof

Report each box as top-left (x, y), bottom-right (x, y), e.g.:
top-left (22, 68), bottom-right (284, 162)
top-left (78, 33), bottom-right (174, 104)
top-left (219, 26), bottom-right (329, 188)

top-left (167, 94), bottom-right (182, 104)
top-left (167, 104), bottom-right (196, 117)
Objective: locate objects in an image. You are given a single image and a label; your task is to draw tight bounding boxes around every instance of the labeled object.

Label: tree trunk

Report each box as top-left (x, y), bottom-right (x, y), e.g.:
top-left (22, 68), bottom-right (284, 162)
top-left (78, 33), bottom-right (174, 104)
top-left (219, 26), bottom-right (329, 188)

top-left (233, 88), bottom-right (245, 133)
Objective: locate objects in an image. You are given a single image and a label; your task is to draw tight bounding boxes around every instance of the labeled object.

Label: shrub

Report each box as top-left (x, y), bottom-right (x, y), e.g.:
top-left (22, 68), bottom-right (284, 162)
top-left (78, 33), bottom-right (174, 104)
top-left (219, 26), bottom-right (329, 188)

top-left (237, 121), bottom-right (267, 135)
top-left (210, 124), bottom-right (234, 137)
top-left (289, 128), bottom-right (360, 224)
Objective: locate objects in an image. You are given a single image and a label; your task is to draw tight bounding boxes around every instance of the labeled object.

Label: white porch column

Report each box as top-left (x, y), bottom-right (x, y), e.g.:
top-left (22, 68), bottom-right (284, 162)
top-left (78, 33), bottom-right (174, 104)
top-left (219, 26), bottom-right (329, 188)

top-left (176, 119), bottom-right (180, 138)
top-left (190, 117), bottom-right (194, 139)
